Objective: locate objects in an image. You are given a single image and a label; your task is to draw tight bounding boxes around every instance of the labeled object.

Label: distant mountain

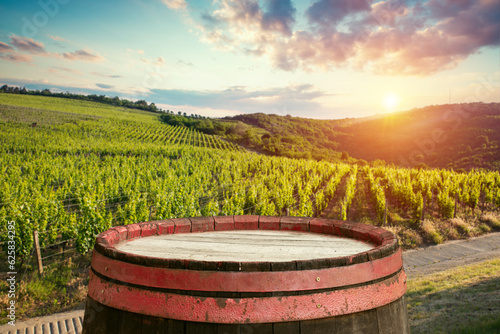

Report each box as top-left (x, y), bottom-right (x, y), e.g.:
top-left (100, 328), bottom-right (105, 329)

top-left (224, 103), bottom-right (500, 170)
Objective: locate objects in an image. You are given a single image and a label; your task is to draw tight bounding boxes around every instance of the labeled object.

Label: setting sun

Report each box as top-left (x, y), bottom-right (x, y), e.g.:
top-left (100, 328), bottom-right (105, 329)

top-left (383, 93), bottom-right (401, 112)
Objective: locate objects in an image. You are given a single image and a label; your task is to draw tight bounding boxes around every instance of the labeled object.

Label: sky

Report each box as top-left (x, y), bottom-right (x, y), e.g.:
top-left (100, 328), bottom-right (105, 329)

top-left (0, 0), bottom-right (499, 119)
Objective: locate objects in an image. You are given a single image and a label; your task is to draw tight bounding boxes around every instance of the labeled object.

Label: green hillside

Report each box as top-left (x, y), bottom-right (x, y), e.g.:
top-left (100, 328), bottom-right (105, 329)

top-left (220, 103), bottom-right (500, 170)
top-left (336, 103), bottom-right (500, 170)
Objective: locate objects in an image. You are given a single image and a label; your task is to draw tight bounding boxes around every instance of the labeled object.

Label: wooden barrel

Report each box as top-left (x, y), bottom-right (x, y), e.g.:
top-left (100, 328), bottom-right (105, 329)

top-left (83, 216), bottom-right (409, 333)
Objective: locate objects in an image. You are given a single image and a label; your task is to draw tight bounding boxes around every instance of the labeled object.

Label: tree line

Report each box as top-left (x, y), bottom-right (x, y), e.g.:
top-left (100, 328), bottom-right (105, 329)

top-left (0, 85), bottom-right (203, 118)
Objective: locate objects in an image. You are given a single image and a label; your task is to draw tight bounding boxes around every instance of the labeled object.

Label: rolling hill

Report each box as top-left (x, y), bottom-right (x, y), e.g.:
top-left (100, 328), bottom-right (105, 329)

top-left (221, 103), bottom-right (500, 170)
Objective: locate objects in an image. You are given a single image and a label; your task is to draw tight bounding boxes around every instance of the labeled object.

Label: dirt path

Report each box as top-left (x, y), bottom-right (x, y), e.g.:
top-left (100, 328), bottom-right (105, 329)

top-left (403, 231), bottom-right (500, 279)
top-left (2, 232), bottom-right (499, 334)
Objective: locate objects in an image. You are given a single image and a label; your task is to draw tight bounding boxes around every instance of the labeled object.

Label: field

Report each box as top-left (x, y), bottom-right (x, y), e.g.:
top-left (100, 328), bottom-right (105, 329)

top-left (1, 93), bottom-right (500, 324)
top-left (1, 93), bottom-right (500, 259)
top-left (407, 258), bottom-right (500, 333)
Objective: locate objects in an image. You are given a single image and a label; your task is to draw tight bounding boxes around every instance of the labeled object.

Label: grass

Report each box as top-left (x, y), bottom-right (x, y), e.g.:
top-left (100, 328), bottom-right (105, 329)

top-left (0, 255), bottom-right (90, 325)
top-left (383, 211), bottom-right (500, 250)
top-left (454, 317), bottom-right (500, 334)
top-left (481, 213), bottom-right (500, 230)
top-left (407, 258), bottom-right (500, 334)
top-left (422, 219), bottom-right (444, 244)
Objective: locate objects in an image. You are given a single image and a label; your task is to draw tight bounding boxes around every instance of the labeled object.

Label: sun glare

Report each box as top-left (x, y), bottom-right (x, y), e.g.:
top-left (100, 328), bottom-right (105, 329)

top-left (382, 92), bottom-right (400, 112)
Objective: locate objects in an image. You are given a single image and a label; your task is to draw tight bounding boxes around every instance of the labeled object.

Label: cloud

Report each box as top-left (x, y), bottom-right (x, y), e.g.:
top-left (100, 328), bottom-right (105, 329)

top-left (0, 40), bottom-right (33, 62)
top-left (127, 48), bottom-right (144, 55)
top-left (354, 0), bottom-right (500, 75)
top-left (162, 0), bottom-right (187, 10)
top-left (62, 49), bottom-right (104, 62)
top-left (178, 60), bottom-right (193, 66)
top-left (6, 36), bottom-right (106, 64)
top-left (9, 35), bottom-right (46, 54)
top-left (197, 0), bottom-right (296, 47)
top-left (139, 56), bottom-right (165, 66)
top-left (426, 0), bottom-right (476, 20)
top-left (4, 36), bottom-right (106, 64)
top-left (154, 56), bottom-right (165, 66)
top-left (192, 0), bottom-right (500, 76)
top-left (48, 35), bottom-right (67, 42)
top-left (0, 42), bottom-right (14, 53)
top-left (50, 66), bottom-right (82, 75)
top-left (262, 0), bottom-right (297, 35)
top-left (148, 83), bottom-right (328, 116)
top-left (0, 54), bottom-right (33, 62)
top-left (91, 71), bottom-right (121, 78)
top-left (0, 78), bottom-right (334, 117)
top-left (306, 0), bottom-right (371, 28)
top-left (96, 83), bottom-right (114, 89)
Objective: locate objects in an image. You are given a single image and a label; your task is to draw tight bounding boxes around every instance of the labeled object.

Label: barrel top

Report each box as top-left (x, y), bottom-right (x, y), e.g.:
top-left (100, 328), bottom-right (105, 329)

top-left (94, 216), bottom-right (399, 270)
top-left (115, 230), bottom-right (374, 262)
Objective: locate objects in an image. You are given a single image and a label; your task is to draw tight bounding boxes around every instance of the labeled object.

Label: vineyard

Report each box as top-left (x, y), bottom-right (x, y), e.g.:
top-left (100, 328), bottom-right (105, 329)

top-left (1, 93), bottom-right (500, 267)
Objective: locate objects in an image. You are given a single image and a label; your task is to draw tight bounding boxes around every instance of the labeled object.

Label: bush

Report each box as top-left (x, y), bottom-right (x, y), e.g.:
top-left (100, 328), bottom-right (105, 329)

top-left (480, 213), bottom-right (500, 230)
top-left (449, 217), bottom-right (471, 236)
top-left (422, 219), bottom-right (444, 244)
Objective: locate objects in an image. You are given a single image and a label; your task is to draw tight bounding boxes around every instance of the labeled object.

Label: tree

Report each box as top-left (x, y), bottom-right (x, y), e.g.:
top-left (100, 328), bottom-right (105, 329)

top-left (341, 151), bottom-right (350, 160)
top-left (135, 100), bottom-right (148, 108)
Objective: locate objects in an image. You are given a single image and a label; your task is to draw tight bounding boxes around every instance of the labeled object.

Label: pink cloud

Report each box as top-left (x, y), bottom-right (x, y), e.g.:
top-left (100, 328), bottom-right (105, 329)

top-left (9, 35), bottom-right (46, 54)
top-left (1, 54), bottom-right (33, 62)
top-left (0, 41), bottom-right (14, 53)
top-left (127, 48), bottom-right (144, 55)
top-left (2, 36), bottom-right (105, 64)
top-left (195, 0), bottom-right (499, 76)
top-left (154, 56), bottom-right (165, 66)
top-left (62, 49), bottom-right (104, 62)
top-left (48, 35), bottom-right (67, 42)
top-left (50, 67), bottom-right (83, 75)
top-left (162, 0), bottom-right (187, 10)
top-left (199, 0), bottom-right (296, 45)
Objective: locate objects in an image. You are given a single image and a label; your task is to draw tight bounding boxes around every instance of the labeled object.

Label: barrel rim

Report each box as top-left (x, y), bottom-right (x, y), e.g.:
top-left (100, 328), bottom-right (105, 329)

top-left (94, 216), bottom-right (399, 271)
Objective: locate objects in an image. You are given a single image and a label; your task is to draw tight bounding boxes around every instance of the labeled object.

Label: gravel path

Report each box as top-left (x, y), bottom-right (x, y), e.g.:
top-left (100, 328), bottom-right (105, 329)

top-left (403, 232), bottom-right (500, 279)
top-left (2, 232), bottom-right (499, 334)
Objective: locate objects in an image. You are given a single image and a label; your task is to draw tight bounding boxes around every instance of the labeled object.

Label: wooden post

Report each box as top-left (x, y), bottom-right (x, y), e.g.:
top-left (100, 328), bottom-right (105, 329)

top-left (149, 206), bottom-right (154, 221)
top-left (285, 208), bottom-right (290, 216)
top-left (33, 230), bottom-right (43, 275)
